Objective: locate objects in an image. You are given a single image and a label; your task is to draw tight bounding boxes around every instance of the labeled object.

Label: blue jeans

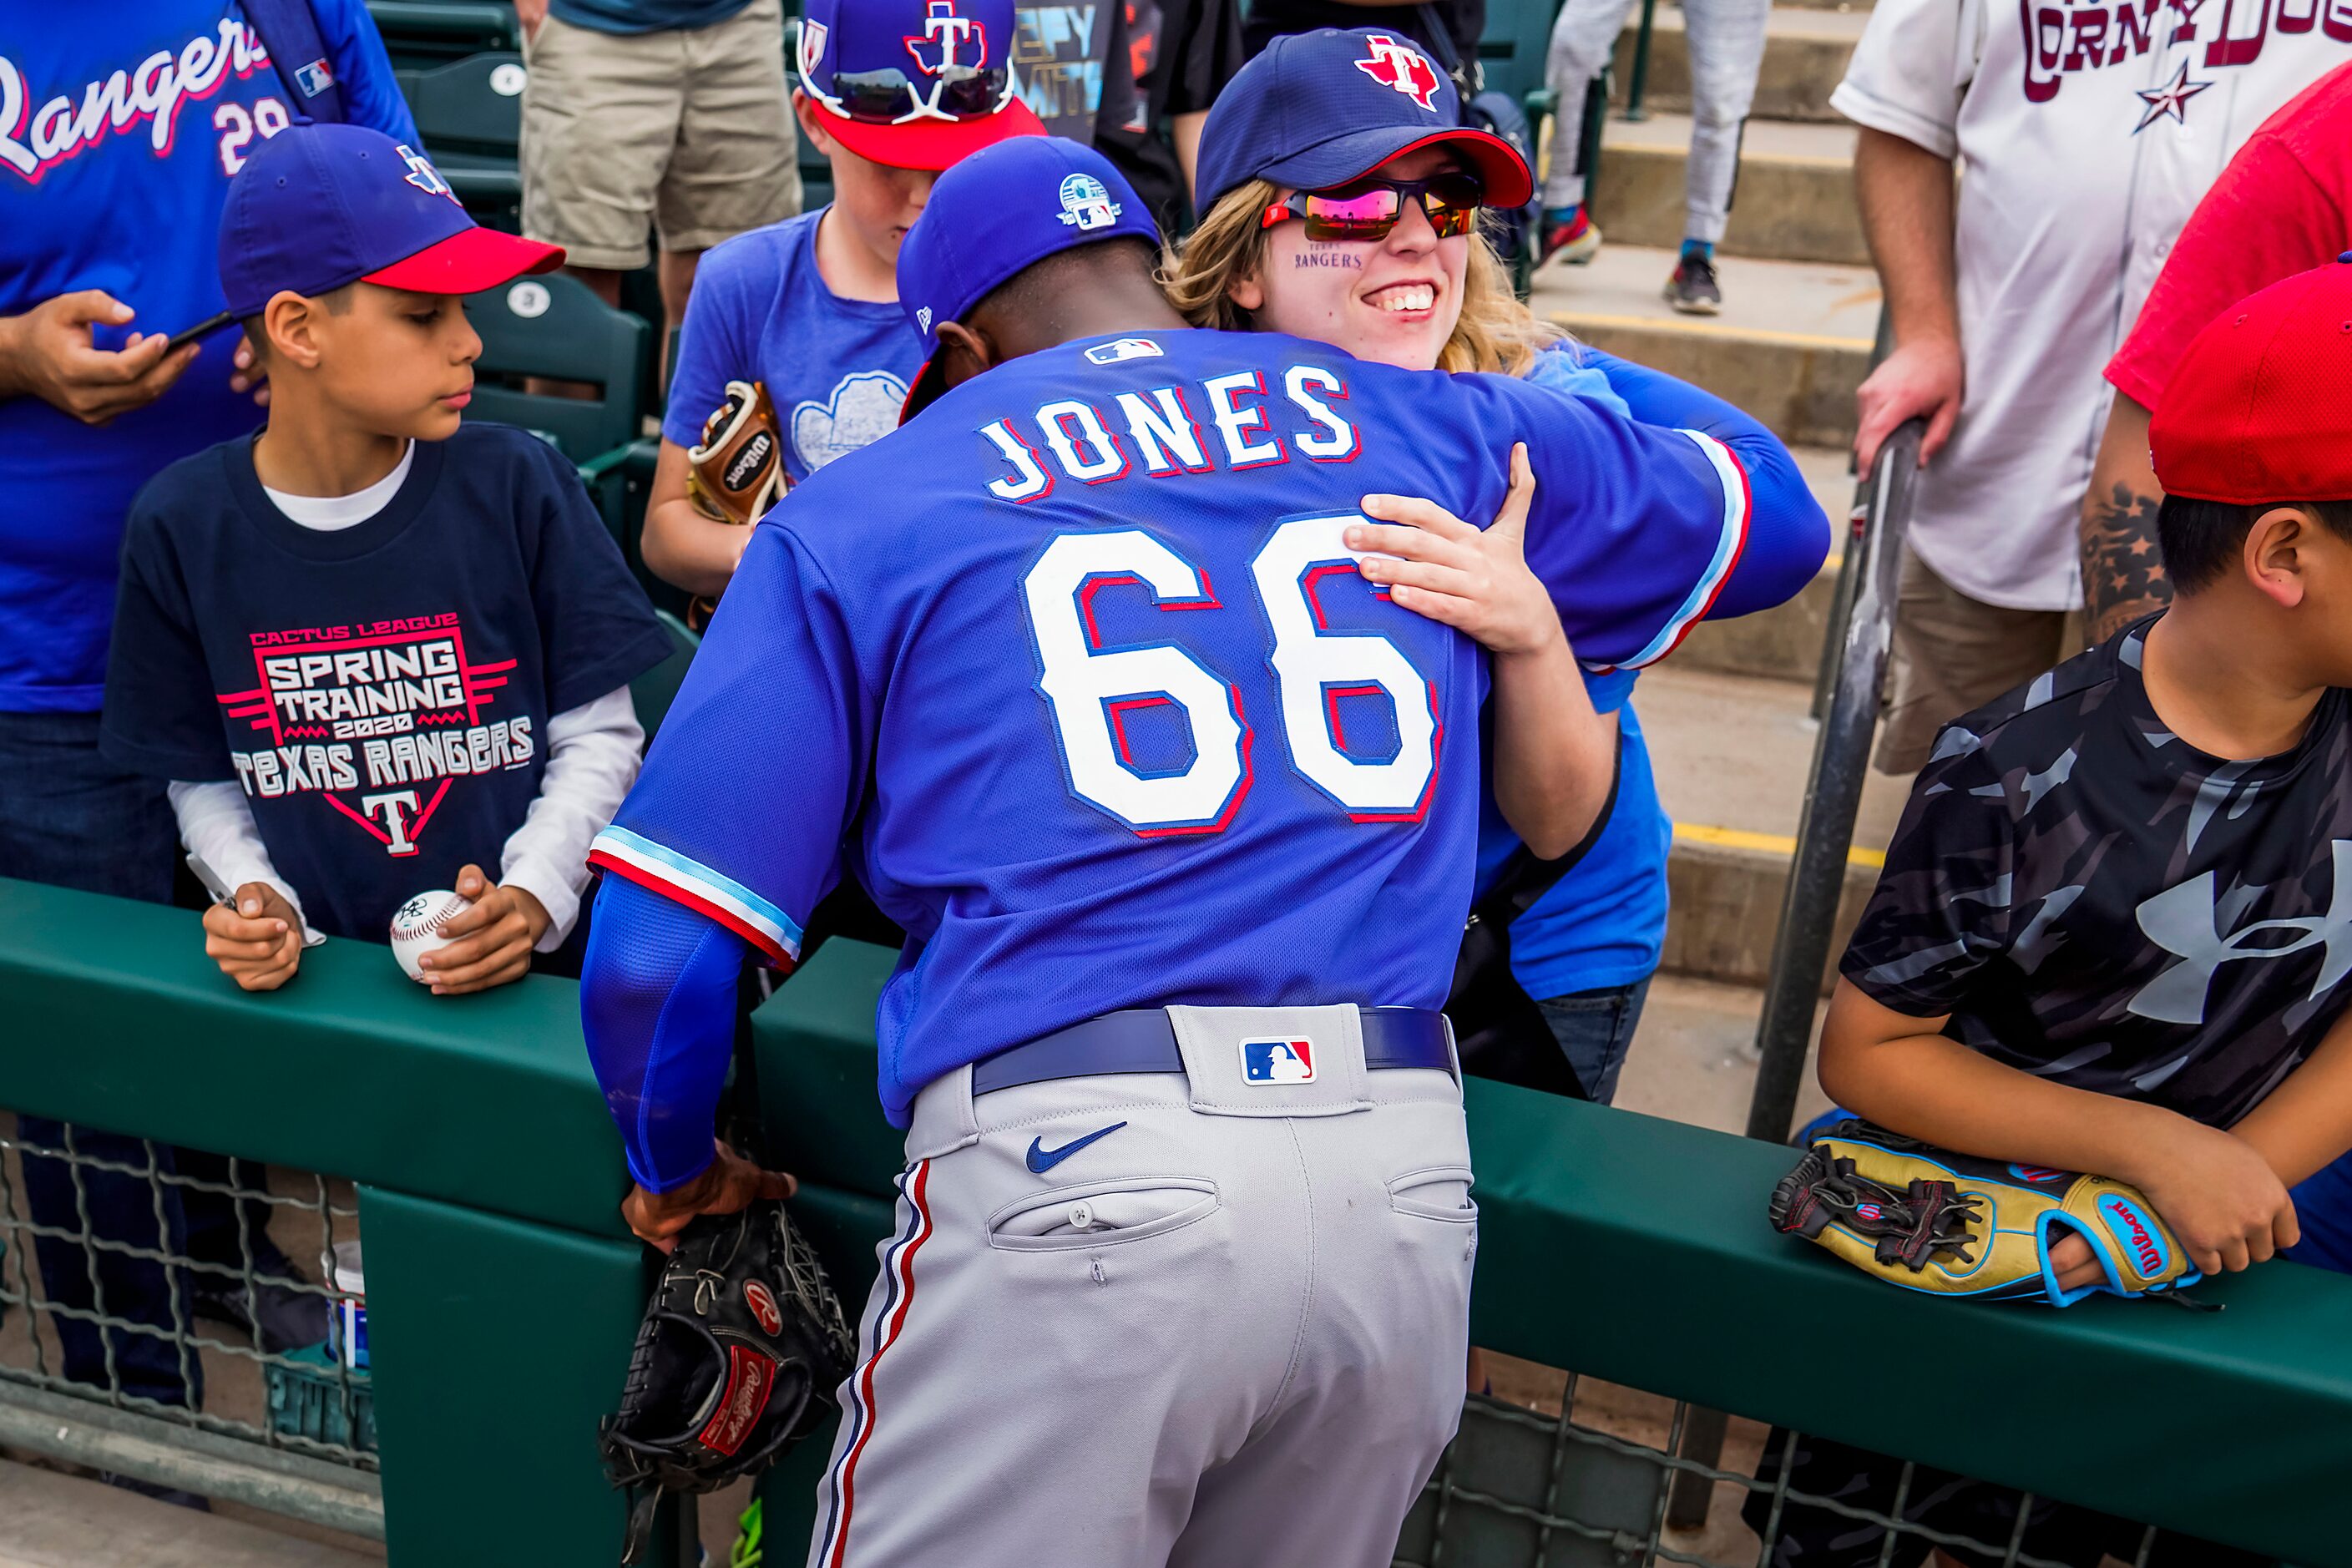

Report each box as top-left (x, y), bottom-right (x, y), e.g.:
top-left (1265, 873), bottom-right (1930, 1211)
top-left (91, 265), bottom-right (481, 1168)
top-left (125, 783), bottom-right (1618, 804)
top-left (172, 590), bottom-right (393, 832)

top-left (1535, 976), bottom-right (1651, 1106)
top-left (0, 710), bottom-right (208, 1406)
top-left (2286, 1147), bottom-right (2352, 1276)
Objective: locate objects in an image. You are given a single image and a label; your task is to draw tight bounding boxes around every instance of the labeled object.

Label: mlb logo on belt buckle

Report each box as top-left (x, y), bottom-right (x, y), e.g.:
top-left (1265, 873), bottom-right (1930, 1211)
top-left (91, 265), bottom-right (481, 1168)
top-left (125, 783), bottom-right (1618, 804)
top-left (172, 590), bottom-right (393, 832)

top-left (1241, 1037), bottom-right (1315, 1085)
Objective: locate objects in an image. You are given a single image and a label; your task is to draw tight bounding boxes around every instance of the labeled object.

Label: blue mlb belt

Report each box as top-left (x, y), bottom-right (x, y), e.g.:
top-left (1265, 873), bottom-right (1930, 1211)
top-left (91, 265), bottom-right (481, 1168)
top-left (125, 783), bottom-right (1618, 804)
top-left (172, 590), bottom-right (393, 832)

top-left (971, 1006), bottom-right (1455, 1095)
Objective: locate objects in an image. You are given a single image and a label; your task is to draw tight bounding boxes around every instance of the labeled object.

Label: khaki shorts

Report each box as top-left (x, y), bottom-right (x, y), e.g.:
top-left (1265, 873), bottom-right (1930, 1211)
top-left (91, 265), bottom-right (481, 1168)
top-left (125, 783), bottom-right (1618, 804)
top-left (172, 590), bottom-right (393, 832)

top-left (521, 0), bottom-right (800, 271)
top-left (1873, 546), bottom-right (2083, 776)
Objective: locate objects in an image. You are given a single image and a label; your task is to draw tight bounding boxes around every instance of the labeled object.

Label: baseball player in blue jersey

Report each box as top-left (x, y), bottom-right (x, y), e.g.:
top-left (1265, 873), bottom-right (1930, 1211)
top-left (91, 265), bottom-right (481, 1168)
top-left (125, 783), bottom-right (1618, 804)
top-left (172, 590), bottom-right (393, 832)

top-left (580, 138), bottom-right (1825, 1566)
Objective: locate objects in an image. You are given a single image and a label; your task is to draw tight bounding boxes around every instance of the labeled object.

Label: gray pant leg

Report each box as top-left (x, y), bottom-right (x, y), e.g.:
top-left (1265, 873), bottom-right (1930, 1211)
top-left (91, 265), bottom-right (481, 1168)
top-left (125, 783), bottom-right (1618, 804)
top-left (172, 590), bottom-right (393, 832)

top-left (1166, 1084), bottom-right (1475, 1568)
top-left (1679, 0), bottom-right (1771, 243)
top-left (1541, 0), bottom-right (1640, 209)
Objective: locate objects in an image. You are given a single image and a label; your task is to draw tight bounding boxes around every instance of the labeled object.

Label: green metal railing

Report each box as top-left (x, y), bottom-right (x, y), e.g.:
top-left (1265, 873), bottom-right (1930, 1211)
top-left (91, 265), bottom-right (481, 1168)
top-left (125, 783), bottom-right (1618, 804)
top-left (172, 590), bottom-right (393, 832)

top-left (7, 878), bottom-right (2352, 1565)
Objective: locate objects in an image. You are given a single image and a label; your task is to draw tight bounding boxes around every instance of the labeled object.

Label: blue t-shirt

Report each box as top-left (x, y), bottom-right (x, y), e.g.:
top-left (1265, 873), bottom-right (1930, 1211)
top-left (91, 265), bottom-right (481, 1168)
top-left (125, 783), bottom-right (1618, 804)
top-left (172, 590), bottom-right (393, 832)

top-left (549, 0), bottom-right (753, 33)
top-left (0, 1), bottom-right (417, 714)
top-left (662, 209), bottom-right (921, 483)
top-left (589, 327), bottom-right (1823, 1128)
top-left (100, 425), bottom-right (670, 941)
top-left (1473, 346), bottom-right (1674, 999)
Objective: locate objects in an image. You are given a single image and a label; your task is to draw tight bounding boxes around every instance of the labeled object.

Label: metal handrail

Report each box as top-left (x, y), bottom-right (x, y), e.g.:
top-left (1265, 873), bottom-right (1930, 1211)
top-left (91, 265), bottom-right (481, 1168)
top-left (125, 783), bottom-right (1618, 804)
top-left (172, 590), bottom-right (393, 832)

top-left (1745, 417), bottom-right (1928, 1144)
top-left (1620, 0), bottom-right (1662, 120)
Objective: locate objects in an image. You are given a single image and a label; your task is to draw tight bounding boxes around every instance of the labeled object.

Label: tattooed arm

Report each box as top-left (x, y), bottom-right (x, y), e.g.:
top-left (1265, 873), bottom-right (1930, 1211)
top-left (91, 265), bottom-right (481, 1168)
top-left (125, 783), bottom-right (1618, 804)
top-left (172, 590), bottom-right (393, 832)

top-left (2078, 392), bottom-right (2171, 646)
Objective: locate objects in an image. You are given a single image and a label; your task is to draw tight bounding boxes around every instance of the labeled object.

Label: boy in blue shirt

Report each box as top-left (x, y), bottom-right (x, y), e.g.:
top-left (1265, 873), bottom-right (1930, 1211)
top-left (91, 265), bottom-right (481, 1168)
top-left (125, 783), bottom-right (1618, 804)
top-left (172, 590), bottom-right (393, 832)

top-left (103, 125), bottom-right (671, 994)
top-left (635, 0), bottom-right (1044, 601)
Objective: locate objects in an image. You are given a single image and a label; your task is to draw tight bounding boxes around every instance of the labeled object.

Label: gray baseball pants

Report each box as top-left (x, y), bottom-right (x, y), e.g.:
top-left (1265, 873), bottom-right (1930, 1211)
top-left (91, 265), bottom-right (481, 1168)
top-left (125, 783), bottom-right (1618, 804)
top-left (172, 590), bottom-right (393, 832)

top-left (1541, 0), bottom-right (1771, 244)
top-left (803, 1004), bottom-right (1478, 1567)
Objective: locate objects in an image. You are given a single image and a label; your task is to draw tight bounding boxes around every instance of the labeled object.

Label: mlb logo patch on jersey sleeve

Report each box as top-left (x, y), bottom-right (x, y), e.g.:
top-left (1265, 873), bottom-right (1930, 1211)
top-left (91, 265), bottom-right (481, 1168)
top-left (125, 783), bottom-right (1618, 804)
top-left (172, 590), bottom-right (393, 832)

top-left (1241, 1037), bottom-right (1316, 1085)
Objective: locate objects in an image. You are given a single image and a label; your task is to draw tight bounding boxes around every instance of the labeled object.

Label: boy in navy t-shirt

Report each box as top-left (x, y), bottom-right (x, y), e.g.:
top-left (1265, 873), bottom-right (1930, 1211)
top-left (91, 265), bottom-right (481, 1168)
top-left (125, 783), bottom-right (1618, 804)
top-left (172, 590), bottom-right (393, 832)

top-left (102, 124), bottom-right (671, 993)
top-left (635, 0), bottom-right (1044, 601)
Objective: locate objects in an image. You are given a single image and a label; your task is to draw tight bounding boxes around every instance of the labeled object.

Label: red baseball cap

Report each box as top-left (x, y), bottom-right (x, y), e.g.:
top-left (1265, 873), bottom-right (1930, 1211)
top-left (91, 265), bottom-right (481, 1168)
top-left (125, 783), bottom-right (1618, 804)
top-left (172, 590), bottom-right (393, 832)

top-left (796, 0), bottom-right (1044, 172)
top-left (2151, 255), bottom-right (2352, 504)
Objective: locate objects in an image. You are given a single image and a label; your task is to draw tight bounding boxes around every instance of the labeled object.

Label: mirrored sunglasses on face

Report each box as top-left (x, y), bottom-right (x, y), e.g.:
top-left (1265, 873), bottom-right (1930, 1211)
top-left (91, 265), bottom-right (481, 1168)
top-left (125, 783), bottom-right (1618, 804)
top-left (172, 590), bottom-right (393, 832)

top-left (1259, 171), bottom-right (1486, 242)
top-left (812, 63), bottom-right (1015, 124)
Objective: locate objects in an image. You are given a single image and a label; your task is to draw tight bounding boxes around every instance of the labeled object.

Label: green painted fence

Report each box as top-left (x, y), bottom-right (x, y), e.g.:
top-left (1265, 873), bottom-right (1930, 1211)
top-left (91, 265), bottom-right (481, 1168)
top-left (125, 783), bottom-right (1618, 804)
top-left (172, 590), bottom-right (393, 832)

top-left (3, 877), bottom-right (2350, 1565)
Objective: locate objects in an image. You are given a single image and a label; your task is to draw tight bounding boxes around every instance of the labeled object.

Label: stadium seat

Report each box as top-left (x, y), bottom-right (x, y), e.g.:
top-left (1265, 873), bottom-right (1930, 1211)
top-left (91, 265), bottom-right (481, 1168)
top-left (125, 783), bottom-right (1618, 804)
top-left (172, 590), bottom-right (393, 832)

top-left (367, 1), bottom-right (520, 68)
top-left (629, 610), bottom-right (701, 741)
top-left (576, 438), bottom-right (695, 622)
top-left (464, 271), bottom-right (650, 463)
top-left (402, 51), bottom-right (527, 232)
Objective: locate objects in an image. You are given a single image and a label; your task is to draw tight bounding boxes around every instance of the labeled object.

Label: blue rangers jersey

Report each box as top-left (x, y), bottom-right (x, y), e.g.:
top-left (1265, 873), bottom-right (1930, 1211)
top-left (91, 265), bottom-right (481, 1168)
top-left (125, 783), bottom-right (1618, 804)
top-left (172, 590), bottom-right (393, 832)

top-left (585, 326), bottom-right (1824, 1175)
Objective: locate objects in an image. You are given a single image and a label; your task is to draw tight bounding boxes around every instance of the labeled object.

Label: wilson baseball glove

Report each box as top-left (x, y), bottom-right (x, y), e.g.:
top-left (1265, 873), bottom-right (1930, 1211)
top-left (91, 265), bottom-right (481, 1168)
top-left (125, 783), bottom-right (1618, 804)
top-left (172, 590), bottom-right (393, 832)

top-left (1768, 1119), bottom-right (2207, 1308)
top-left (600, 1198), bottom-right (857, 1563)
top-left (686, 379), bottom-right (787, 526)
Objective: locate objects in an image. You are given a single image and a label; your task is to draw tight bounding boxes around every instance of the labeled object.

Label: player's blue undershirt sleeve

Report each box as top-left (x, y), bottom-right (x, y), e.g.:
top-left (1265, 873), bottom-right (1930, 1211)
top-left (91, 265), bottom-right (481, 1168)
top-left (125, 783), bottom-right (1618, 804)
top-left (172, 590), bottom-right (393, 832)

top-left (580, 873), bottom-right (749, 1194)
top-left (1576, 349), bottom-right (1827, 620)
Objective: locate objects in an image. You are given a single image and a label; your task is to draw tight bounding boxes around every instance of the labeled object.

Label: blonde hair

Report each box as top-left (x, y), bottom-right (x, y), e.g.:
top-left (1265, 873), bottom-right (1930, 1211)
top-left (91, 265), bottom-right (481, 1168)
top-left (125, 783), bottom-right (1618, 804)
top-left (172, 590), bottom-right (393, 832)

top-left (1161, 176), bottom-right (1560, 377)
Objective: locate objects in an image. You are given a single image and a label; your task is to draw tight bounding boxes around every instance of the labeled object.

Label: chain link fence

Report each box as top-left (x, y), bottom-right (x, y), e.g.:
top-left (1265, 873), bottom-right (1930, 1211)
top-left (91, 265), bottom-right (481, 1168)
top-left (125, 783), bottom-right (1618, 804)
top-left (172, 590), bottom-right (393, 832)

top-left (0, 1110), bottom-right (384, 1536)
top-left (1400, 1370), bottom-right (2176, 1568)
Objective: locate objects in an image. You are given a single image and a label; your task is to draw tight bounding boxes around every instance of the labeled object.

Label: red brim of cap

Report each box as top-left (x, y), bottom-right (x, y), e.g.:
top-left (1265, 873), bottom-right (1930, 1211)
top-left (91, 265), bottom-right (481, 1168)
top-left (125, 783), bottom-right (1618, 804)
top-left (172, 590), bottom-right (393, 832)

top-left (822, 97), bottom-right (1047, 173)
top-left (899, 354), bottom-right (948, 425)
top-left (1336, 129), bottom-right (1535, 212)
top-left (364, 225), bottom-right (566, 296)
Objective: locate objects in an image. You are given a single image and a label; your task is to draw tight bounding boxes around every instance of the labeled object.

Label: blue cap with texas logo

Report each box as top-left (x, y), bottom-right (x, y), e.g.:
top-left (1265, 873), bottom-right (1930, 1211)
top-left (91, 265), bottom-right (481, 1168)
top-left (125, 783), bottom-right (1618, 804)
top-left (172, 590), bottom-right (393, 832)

top-left (795, 0), bottom-right (1044, 171)
top-left (1194, 28), bottom-right (1532, 215)
top-left (219, 122), bottom-right (561, 319)
top-left (895, 135), bottom-right (1161, 420)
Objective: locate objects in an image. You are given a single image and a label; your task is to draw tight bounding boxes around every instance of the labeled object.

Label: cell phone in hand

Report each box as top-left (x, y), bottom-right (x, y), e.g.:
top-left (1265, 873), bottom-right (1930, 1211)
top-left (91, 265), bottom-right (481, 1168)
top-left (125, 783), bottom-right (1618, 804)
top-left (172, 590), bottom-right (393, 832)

top-left (187, 852), bottom-right (325, 947)
top-left (162, 311), bottom-right (235, 357)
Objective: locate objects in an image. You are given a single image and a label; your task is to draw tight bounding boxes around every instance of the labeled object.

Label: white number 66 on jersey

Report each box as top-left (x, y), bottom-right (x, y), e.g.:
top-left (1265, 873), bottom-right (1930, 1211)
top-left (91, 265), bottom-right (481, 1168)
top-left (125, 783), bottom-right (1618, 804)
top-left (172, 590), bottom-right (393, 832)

top-left (1023, 520), bottom-right (1438, 835)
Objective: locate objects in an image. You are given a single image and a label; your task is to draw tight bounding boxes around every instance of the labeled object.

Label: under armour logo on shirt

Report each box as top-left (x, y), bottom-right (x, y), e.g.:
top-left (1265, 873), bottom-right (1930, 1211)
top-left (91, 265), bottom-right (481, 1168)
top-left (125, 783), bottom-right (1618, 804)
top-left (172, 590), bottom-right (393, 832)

top-left (2129, 841), bottom-right (2352, 1024)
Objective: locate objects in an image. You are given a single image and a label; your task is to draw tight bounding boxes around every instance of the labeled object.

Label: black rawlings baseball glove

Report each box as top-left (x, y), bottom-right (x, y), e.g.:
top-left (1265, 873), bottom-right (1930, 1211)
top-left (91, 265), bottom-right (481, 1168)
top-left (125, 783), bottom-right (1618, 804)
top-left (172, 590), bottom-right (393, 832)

top-left (600, 1199), bottom-right (857, 1563)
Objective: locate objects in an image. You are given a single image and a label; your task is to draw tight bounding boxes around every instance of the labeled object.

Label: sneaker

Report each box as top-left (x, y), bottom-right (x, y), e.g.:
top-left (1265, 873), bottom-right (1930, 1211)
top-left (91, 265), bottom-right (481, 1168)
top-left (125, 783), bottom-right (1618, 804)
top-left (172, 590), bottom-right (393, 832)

top-left (191, 1264), bottom-right (331, 1354)
top-left (731, 1497), bottom-right (763, 1568)
top-left (1663, 249), bottom-right (1722, 315)
top-left (1541, 206), bottom-right (1601, 266)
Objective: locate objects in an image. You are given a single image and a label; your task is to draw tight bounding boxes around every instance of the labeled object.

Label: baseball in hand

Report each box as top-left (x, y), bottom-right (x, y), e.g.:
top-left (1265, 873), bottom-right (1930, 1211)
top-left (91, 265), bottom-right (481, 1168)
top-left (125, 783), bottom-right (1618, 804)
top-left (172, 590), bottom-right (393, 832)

top-left (389, 889), bottom-right (474, 983)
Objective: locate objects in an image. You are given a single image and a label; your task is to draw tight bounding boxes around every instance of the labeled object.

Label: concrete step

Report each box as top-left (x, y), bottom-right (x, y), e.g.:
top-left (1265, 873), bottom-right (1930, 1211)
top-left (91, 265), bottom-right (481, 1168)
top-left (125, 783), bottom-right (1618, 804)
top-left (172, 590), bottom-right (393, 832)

top-left (1673, 445), bottom-right (1854, 685)
top-left (1540, 245), bottom-right (1879, 448)
top-left (1588, 114), bottom-right (1863, 266)
top-left (0, 1458), bottom-right (381, 1568)
top-left (1610, 972), bottom-right (1836, 1138)
top-left (1637, 662), bottom-right (1915, 993)
top-left (1610, 7), bottom-right (1866, 124)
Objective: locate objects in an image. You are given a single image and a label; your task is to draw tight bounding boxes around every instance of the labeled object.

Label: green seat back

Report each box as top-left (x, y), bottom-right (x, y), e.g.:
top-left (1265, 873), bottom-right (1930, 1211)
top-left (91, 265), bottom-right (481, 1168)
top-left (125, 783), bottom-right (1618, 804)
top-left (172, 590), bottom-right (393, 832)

top-left (464, 273), bottom-right (650, 463)
top-left (630, 610), bottom-right (701, 741)
top-left (407, 50), bottom-right (524, 156)
top-left (367, 0), bottom-right (520, 68)
top-left (1475, 0), bottom-right (1562, 109)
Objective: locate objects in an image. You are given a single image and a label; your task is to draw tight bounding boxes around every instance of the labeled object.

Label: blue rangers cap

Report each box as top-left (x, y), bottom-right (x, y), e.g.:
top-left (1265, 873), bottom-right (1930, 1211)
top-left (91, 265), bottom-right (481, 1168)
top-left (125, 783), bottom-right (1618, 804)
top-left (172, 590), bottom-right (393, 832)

top-left (220, 123), bottom-right (560, 319)
top-left (896, 136), bottom-right (1161, 420)
top-left (1194, 28), bottom-right (1532, 215)
top-left (796, 0), bottom-right (1044, 171)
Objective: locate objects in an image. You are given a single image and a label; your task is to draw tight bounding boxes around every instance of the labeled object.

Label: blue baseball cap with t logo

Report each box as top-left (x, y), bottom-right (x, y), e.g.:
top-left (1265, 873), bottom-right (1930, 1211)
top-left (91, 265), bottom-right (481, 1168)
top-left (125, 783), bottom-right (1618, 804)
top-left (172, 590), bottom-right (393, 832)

top-left (219, 123), bottom-right (563, 319)
top-left (1194, 28), bottom-right (1532, 215)
top-left (896, 136), bottom-right (1161, 420)
top-left (796, 0), bottom-right (1044, 171)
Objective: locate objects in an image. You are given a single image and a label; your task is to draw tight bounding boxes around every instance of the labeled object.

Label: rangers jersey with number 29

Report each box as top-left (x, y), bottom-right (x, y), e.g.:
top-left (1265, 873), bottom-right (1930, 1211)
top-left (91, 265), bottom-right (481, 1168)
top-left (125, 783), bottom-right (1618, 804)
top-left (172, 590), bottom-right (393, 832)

top-left (591, 328), bottom-right (1824, 1125)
